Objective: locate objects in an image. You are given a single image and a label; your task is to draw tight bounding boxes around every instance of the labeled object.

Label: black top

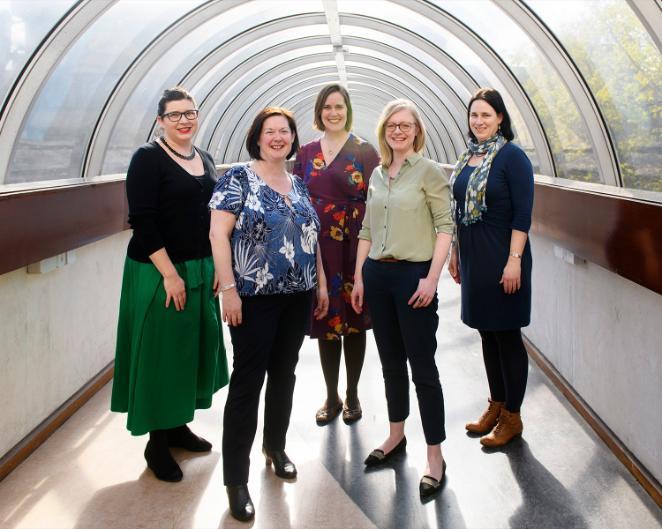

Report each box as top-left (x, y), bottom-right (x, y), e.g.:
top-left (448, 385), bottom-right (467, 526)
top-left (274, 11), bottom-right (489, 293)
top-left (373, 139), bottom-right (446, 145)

top-left (126, 141), bottom-right (217, 264)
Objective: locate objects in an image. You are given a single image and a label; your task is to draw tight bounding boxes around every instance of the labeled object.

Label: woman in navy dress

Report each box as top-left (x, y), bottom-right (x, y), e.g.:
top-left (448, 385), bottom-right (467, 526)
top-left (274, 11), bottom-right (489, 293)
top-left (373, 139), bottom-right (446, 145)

top-left (448, 88), bottom-right (534, 448)
top-left (293, 84), bottom-right (379, 425)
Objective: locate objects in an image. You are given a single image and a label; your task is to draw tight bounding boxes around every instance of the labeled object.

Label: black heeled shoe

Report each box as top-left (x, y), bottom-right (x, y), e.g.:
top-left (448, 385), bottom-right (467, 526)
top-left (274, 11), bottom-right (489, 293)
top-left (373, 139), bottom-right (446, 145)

top-left (226, 485), bottom-right (255, 521)
top-left (263, 447), bottom-right (297, 479)
top-left (364, 436), bottom-right (407, 467)
top-left (144, 440), bottom-right (183, 482)
top-left (166, 425), bottom-right (212, 452)
top-left (419, 460), bottom-right (447, 498)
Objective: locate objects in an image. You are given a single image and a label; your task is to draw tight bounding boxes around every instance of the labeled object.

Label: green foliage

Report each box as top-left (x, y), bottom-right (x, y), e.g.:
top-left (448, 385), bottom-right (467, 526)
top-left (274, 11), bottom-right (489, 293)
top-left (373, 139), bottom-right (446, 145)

top-left (509, 1), bottom-right (661, 192)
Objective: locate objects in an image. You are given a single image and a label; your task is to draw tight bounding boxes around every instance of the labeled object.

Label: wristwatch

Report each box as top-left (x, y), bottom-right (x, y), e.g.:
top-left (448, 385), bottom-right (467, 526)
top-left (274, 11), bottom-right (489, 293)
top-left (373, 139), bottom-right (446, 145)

top-left (509, 252), bottom-right (522, 259)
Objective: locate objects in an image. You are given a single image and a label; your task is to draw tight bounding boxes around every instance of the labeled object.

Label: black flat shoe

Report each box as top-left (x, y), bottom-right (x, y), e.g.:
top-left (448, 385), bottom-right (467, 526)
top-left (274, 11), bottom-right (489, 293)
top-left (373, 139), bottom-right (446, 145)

top-left (263, 447), bottom-right (297, 479)
top-left (144, 440), bottom-right (183, 482)
top-left (364, 436), bottom-right (407, 467)
top-left (226, 485), bottom-right (255, 522)
top-left (419, 460), bottom-right (447, 498)
top-left (166, 425), bottom-right (212, 452)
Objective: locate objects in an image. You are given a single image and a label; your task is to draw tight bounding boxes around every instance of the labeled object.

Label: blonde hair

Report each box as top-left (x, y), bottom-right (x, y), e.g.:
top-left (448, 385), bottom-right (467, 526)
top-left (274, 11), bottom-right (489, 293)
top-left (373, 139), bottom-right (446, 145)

top-left (375, 99), bottom-right (426, 167)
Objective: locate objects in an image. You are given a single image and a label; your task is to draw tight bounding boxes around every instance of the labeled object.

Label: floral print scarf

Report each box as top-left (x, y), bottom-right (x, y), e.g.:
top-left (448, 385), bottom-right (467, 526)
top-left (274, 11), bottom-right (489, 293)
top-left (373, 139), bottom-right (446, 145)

top-left (449, 133), bottom-right (506, 225)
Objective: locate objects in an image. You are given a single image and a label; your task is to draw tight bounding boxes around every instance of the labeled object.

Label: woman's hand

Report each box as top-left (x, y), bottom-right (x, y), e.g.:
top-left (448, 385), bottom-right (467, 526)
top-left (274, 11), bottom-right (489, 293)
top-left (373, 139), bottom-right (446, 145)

top-left (448, 249), bottom-right (460, 284)
top-left (408, 277), bottom-right (437, 309)
top-left (163, 273), bottom-right (186, 311)
top-left (222, 289), bottom-right (242, 326)
top-left (213, 271), bottom-right (221, 297)
top-left (500, 257), bottom-right (521, 294)
top-left (314, 286), bottom-right (329, 320)
top-left (351, 279), bottom-right (364, 314)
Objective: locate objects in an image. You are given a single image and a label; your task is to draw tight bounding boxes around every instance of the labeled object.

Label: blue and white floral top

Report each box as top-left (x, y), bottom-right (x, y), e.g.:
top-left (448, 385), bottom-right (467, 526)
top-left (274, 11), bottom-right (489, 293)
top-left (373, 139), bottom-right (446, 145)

top-left (209, 164), bottom-right (321, 296)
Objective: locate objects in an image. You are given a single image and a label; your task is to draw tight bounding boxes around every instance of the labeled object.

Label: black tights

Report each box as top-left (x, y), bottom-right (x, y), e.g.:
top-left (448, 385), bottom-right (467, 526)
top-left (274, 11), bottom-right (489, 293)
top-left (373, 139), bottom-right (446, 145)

top-left (478, 329), bottom-right (529, 413)
top-left (318, 333), bottom-right (366, 405)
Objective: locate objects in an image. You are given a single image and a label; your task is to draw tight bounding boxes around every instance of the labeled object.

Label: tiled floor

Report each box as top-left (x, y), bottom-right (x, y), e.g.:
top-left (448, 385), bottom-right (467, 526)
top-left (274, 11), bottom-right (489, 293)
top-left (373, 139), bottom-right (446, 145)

top-left (0, 274), bottom-right (660, 528)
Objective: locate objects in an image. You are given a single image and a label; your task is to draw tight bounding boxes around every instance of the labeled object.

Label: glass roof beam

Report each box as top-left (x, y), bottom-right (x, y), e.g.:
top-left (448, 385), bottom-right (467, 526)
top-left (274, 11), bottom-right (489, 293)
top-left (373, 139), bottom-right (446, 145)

top-left (504, 1), bottom-right (620, 185)
top-left (0, 0), bottom-right (115, 184)
top-left (322, 0), bottom-right (348, 86)
top-left (394, 0), bottom-right (555, 175)
top-left (625, 0), bottom-right (662, 52)
top-left (81, 0), bottom-right (256, 178)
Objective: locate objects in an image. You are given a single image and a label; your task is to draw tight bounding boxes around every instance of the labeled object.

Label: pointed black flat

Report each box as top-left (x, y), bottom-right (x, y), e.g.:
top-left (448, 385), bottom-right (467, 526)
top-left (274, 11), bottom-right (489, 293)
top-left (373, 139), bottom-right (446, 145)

top-left (419, 460), bottom-right (447, 498)
top-left (364, 436), bottom-right (407, 467)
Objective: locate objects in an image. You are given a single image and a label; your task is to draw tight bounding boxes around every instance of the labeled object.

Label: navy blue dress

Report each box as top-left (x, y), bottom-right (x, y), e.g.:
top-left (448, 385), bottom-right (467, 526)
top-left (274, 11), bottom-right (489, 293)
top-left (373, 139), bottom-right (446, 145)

top-left (453, 142), bottom-right (534, 331)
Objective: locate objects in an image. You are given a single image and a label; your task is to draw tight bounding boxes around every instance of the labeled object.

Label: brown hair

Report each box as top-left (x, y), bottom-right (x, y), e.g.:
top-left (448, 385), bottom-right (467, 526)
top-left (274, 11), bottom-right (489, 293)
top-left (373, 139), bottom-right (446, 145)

top-left (375, 99), bottom-right (426, 167)
top-left (467, 88), bottom-right (514, 141)
top-left (245, 107), bottom-right (299, 160)
top-left (157, 86), bottom-right (195, 117)
top-left (313, 84), bottom-right (353, 131)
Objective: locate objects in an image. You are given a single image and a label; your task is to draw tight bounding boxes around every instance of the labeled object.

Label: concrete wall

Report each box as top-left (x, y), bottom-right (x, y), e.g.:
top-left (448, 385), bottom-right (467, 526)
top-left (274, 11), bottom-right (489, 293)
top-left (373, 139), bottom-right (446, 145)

top-left (0, 231), bottom-right (130, 458)
top-left (525, 234), bottom-right (662, 484)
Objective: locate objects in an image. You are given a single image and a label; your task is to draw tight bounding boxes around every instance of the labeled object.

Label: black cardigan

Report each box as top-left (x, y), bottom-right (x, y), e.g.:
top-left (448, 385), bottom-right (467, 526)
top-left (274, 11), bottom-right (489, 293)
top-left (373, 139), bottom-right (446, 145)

top-left (126, 141), bottom-right (217, 263)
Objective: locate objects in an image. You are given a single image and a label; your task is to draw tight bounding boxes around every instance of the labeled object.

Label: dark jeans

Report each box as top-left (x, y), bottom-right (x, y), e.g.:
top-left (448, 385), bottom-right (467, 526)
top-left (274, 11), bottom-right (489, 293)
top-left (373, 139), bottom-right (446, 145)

top-left (363, 258), bottom-right (446, 445)
top-left (222, 290), bottom-right (312, 486)
top-left (478, 329), bottom-right (529, 413)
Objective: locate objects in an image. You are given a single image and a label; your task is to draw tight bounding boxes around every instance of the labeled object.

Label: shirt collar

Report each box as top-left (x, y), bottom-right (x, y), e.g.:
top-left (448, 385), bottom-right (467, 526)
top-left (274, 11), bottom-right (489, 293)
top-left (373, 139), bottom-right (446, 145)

top-left (404, 152), bottom-right (423, 166)
top-left (379, 152), bottom-right (423, 181)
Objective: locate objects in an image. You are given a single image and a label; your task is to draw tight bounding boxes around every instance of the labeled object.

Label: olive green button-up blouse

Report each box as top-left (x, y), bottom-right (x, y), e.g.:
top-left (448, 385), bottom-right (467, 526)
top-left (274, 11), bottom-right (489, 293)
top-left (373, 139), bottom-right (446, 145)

top-left (358, 152), bottom-right (453, 261)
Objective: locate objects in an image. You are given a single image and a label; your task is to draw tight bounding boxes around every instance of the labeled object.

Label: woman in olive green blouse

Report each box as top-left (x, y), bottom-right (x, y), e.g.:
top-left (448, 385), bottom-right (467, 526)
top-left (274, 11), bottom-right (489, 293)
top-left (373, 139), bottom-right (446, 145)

top-left (351, 99), bottom-right (453, 499)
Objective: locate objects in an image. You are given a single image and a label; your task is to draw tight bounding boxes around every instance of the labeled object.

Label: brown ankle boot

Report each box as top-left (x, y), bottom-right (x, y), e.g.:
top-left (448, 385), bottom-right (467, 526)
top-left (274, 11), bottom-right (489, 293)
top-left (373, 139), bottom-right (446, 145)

top-left (480, 409), bottom-right (523, 447)
top-left (465, 399), bottom-right (504, 434)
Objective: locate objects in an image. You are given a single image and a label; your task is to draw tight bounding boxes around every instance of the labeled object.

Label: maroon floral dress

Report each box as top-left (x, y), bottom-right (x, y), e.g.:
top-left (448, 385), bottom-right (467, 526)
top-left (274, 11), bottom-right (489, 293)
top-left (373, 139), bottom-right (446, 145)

top-left (293, 134), bottom-right (380, 340)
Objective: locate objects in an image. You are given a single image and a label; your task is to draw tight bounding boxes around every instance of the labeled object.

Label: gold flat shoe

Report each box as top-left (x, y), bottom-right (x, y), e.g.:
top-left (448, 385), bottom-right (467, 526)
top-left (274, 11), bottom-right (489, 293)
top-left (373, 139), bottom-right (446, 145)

top-left (342, 400), bottom-right (362, 423)
top-left (315, 400), bottom-right (343, 424)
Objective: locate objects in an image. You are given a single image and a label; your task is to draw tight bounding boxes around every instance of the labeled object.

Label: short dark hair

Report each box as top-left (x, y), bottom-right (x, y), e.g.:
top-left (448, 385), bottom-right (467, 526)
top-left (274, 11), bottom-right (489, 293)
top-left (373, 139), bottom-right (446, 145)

top-left (313, 84), bottom-right (353, 131)
top-left (157, 87), bottom-right (195, 117)
top-left (467, 88), bottom-right (514, 142)
top-left (245, 107), bottom-right (300, 160)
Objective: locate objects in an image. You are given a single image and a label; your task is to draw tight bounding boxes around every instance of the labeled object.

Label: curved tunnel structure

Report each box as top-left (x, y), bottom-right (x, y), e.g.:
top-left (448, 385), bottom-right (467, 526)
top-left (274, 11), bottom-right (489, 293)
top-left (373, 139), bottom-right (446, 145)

top-left (4, 0), bottom-right (660, 188)
top-left (0, 0), bottom-right (661, 523)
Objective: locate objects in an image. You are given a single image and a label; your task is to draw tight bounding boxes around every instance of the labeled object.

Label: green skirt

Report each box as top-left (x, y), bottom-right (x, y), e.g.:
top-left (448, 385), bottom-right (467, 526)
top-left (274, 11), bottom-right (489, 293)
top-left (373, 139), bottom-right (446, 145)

top-left (111, 256), bottom-right (229, 435)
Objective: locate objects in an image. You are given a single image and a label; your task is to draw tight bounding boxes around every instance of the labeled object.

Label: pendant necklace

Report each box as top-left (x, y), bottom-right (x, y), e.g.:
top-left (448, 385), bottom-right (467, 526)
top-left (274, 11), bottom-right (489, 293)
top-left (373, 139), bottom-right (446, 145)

top-left (161, 136), bottom-right (196, 161)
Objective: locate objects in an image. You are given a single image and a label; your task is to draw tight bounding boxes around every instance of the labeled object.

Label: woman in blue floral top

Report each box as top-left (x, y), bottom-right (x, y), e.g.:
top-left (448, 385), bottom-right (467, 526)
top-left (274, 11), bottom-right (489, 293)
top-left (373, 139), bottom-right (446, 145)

top-left (209, 107), bottom-right (328, 522)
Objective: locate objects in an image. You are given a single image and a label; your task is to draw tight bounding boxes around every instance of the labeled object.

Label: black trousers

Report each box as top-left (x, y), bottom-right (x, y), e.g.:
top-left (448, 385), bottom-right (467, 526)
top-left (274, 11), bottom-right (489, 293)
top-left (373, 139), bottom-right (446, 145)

top-left (222, 290), bottom-right (312, 486)
top-left (478, 329), bottom-right (529, 413)
top-left (363, 258), bottom-right (446, 445)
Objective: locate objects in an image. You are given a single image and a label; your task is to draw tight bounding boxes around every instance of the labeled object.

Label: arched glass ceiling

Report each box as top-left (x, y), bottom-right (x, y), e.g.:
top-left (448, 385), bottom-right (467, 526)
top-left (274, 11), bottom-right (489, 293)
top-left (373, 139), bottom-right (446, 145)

top-left (437, 0), bottom-right (606, 183)
top-left (528, 0), bottom-right (662, 192)
top-left (94, 2), bottom-right (550, 173)
top-left (0, 0), bottom-right (659, 198)
top-left (0, 0), bottom-right (77, 106)
top-left (3, 0), bottom-right (205, 184)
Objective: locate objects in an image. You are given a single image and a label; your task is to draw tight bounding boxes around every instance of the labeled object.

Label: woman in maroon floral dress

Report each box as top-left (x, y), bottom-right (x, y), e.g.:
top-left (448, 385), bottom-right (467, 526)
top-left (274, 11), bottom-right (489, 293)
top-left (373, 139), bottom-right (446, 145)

top-left (293, 84), bottom-right (379, 425)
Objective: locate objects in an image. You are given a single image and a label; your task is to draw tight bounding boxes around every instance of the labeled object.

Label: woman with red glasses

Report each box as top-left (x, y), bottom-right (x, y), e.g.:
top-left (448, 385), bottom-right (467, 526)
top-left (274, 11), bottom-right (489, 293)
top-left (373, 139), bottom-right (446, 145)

top-left (111, 87), bottom-right (228, 483)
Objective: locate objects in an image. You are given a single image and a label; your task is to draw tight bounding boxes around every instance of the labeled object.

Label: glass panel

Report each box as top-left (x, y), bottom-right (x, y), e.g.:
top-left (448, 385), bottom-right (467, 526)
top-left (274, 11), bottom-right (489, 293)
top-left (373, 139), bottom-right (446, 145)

top-left (434, 0), bottom-right (599, 181)
top-left (338, 0), bottom-right (540, 170)
top-left (102, 0), bottom-right (324, 175)
top-left (6, 0), bottom-right (205, 184)
top-left (528, 0), bottom-right (662, 192)
top-left (0, 0), bottom-right (76, 108)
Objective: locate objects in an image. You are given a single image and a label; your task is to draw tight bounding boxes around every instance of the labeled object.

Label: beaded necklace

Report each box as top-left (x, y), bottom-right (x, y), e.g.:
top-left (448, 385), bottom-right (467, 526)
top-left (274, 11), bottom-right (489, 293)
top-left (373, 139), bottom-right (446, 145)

top-left (160, 136), bottom-right (196, 161)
